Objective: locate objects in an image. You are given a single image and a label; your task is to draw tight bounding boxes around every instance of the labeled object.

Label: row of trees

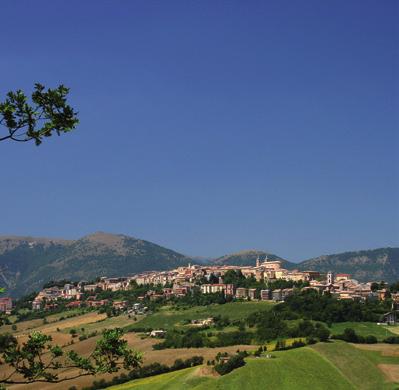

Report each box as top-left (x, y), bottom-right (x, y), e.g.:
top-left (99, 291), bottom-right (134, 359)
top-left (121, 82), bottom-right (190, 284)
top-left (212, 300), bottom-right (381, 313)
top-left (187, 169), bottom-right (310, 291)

top-left (152, 316), bottom-right (330, 350)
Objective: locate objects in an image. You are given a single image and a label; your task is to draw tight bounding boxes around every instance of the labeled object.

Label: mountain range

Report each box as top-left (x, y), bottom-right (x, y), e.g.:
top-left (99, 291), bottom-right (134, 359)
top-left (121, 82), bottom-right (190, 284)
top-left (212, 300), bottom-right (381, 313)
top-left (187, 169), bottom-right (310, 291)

top-left (0, 232), bottom-right (397, 297)
top-left (0, 232), bottom-right (189, 297)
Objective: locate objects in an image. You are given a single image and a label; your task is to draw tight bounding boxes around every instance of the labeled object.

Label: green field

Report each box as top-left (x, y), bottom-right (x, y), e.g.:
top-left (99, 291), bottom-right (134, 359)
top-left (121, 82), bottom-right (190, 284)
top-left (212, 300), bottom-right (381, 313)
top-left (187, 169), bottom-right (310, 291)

top-left (129, 301), bottom-right (274, 330)
top-left (330, 322), bottom-right (398, 340)
top-left (312, 342), bottom-right (398, 389)
top-left (109, 342), bottom-right (399, 390)
top-left (108, 367), bottom-right (209, 389)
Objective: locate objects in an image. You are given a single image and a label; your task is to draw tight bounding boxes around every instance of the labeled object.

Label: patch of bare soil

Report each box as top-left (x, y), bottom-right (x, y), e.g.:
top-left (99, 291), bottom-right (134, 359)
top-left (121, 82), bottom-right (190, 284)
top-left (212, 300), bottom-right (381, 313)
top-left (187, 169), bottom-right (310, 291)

top-left (196, 365), bottom-right (219, 377)
top-left (378, 364), bottom-right (399, 382)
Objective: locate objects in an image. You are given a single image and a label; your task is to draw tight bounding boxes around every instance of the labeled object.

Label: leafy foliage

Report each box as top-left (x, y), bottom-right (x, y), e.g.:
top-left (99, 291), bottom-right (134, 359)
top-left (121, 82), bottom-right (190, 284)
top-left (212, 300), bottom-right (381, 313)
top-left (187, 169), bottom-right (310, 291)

top-left (274, 289), bottom-right (387, 323)
top-left (331, 328), bottom-right (378, 344)
top-left (0, 84), bottom-right (78, 145)
top-left (0, 328), bottom-right (141, 384)
top-left (383, 336), bottom-right (399, 344)
top-left (214, 352), bottom-right (246, 375)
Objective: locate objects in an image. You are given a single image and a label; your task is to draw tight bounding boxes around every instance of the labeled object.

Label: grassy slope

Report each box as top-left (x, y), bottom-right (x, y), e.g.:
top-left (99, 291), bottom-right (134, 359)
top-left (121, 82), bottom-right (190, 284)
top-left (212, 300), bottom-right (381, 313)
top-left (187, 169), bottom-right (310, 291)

top-left (110, 342), bottom-right (399, 390)
top-left (330, 322), bottom-right (398, 340)
top-left (130, 301), bottom-right (274, 330)
top-left (108, 367), bottom-right (209, 390)
top-left (312, 342), bottom-right (398, 390)
top-left (109, 346), bottom-right (356, 390)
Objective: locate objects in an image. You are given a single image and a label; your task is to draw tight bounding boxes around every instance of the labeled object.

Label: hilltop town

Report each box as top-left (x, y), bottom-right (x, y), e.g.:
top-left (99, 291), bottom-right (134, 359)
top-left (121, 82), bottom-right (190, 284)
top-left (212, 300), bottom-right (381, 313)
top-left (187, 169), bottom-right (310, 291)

top-left (1, 255), bottom-right (399, 389)
top-left (22, 256), bottom-right (395, 314)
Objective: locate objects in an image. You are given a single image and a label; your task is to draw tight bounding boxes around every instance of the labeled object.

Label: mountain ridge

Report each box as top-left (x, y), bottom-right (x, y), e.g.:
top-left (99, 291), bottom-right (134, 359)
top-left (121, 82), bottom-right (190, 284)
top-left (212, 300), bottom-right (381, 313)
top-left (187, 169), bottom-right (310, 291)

top-left (0, 232), bottom-right (190, 297)
top-left (0, 233), bottom-right (398, 297)
top-left (296, 247), bottom-right (399, 282)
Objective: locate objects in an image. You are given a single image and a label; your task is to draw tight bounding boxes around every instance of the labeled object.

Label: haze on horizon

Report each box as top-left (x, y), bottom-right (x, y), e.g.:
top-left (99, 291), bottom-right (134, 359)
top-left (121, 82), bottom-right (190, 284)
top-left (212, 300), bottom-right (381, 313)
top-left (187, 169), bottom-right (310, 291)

top-left (1, 1), bottom-right (398, 261)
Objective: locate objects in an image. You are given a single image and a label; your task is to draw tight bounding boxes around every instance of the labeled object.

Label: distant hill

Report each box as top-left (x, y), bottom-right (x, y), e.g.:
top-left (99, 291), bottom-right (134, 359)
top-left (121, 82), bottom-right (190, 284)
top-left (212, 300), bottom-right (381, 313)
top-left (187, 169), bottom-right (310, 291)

top-left (212, 248), bottom-right (399, 283)
top-left (1, 232), bottom-right (397, 296)
top-left (0, 232), bottom-right (190, 297)
top-left (212, 250), bottom-right (295, 269)
top-left (297, 248), bottom-right (399, 282)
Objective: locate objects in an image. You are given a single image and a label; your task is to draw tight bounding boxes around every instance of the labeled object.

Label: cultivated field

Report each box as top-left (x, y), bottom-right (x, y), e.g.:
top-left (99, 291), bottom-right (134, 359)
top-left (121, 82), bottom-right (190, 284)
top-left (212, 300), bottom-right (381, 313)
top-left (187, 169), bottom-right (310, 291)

top-left (330, 322), bottom-right (398, 340)
top-left (312, 341), bottom-right (399, 389)
top-left (1, 306), bottom-right (260, 390)
top-left (129, 301), bottom-right (274, 330)
top-left (3, 304), bottom-right (399, 390)
top-left (109, 342), bottom-right (399, 390)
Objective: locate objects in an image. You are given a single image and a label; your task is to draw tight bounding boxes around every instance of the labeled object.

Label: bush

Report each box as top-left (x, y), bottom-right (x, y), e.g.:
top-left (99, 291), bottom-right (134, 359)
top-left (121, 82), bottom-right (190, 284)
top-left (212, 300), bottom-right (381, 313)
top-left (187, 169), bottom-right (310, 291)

top-left (0, 333), bottom-right (17, 352)
top-left (365, 335), bottom-right (378, 344)
top-left (274, 339), bottom-right (286, 351)
top-left (291, 340), bottom-right (306, 348)
top-left (214, 353), bottom-right (246, 375)
top-left (332, 328), bottom-right (360, 343)
top-left (383, 336), bottom-right (399, 344)
top-left (332, 328), bottom-right (378, 344)
top-left (306, 337), bottom-right (317, 345)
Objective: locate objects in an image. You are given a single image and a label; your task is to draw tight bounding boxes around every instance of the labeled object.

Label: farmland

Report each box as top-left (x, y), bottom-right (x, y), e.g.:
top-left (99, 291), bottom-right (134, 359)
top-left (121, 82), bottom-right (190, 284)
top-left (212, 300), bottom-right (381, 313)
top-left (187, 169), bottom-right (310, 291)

top-left (330, 322), bottom-right (398, 340)
top-left (109, 342), bottom-right (399, 390)
top-left (2, 300), bottom-right (399, 390)
top-left (0, 306), bottom-right (260, 390)
top-left (128, 301), bottom-right (274, 330)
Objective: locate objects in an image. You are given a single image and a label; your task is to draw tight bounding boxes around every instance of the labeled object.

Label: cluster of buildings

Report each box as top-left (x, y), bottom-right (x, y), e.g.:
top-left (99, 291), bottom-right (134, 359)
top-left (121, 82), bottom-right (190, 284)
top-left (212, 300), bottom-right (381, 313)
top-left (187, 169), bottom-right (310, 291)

top-left (16, 256), bottom-right (396, 311)
top-left (32, 283), bottom-right (83, 310)
top-left (307, 272), bottom-right (382, 301)
top-left (0, 297), bottom-right (12, 314)
top-left (131, 257), bottom-right (321, 287)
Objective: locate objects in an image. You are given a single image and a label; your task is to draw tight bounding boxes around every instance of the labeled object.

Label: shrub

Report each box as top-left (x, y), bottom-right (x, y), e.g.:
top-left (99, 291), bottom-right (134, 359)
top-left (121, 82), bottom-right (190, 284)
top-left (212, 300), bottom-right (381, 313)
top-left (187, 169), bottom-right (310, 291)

top-left (214, 353), bottom-right (246, 375)
top-left (274, 339), bottom-right (286, 351)
top-left (332, 328), bottom-right (378, 344)
top-left (306, 337), bottom-right (317, 345)
top-left (383, 336), bottom-right (399, 344)
top-left (365, 335), bottom-right (378, 344)
top-left (291, 340), bottom-right (306, 348)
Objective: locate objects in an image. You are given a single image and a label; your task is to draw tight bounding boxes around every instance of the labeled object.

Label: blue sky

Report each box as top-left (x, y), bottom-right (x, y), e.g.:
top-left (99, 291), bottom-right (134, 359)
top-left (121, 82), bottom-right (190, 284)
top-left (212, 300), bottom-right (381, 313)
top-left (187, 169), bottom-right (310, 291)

top-left (1, 1), bottom-right (398, 261)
